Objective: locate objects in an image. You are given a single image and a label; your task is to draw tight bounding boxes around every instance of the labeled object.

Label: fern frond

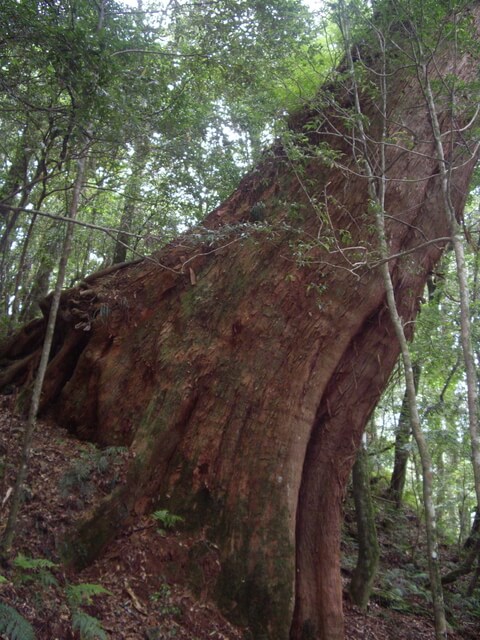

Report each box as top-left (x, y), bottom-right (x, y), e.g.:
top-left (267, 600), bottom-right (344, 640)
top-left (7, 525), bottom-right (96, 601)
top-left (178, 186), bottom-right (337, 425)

top-left (0, 602), bottom-right (35, 640)
top-left (95, 455), bottom-right (110, 473)
top-left (66, 583), bottom-right (112, 607)
top-left (13, 554), bottom-right (58, 588)
top-left (151, 509), bottom-right (184, 530)
top-left (73, 462), bottom-right (92, 481)
top-left (13, 554), bottom-right (57, 571)
top-left (71, 610), bottom-right (108, 640)
top-left (38, 571), bottom-right (59, 588)
top-left (104, 446), bottom-right (128, 456)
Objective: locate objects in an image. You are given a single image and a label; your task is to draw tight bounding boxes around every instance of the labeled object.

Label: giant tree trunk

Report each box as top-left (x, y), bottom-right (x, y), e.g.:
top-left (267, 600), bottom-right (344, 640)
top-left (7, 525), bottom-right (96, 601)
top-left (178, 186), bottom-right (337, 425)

top-left (2, 10), bottom-right (480, 638)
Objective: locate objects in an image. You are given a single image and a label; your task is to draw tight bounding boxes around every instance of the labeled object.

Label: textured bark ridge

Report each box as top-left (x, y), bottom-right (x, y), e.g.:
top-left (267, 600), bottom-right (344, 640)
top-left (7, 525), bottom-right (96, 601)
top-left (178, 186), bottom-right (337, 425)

top-left (2, 14), bottom-right (480, 638)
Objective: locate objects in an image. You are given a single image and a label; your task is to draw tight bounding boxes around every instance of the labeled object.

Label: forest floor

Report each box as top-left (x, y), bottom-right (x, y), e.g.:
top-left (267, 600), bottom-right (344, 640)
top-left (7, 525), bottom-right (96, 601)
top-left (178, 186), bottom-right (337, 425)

top-left (0, 397), bottom-right (478, 639)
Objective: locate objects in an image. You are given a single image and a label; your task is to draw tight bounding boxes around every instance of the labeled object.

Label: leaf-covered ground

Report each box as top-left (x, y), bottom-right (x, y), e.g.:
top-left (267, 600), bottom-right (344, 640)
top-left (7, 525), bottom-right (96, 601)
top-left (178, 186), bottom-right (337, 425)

top-left (0, 396), bottom-right (478, 639)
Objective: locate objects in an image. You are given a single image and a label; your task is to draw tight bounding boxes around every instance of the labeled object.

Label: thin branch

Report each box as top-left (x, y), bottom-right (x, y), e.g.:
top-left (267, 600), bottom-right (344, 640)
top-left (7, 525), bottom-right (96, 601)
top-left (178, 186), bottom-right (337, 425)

top-left (110, 48), bottom-right (211, 59)
top-left (3, 204), bottom-right (163, 243)
top-left (369, 237), bottom-right (452, 269)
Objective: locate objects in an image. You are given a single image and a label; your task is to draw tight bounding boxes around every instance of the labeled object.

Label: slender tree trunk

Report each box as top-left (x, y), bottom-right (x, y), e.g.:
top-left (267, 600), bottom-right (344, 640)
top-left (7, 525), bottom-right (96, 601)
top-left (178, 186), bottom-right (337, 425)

top-left (466, 555), bottom-right (480, 596)
top-left (18, 234), bottom-right (63, 324)
top-left (349, 435), bottom-right (380, 609)
top-left (1, 147), bottom-right (89, 553)
top-left (113, 138), bottom-right (149, 264)
top-left (8, 213), bottom-right (38, 329)
top-left (0, 132), bottom-right (50, 309)
top-left (464, 508), bottom-right (480, 550)
top-left (388, 363), bottom-right (421, 508)
top-left (416, 35), bottom-right (480, 528)
top-left (0, 0), bottom-right (108, 546)
top-left (9, 186), bottom-right (52, 326)
top-left (442, 537), bottom-right (480, 586)
top-left (0, 127), bottom-right (32, 234)
top-left (375, 185), bottom-right (448, 640)
top-left (336, 5), bottom-right (448, 636)
top-left (441, 508), bottom-right (480, 585)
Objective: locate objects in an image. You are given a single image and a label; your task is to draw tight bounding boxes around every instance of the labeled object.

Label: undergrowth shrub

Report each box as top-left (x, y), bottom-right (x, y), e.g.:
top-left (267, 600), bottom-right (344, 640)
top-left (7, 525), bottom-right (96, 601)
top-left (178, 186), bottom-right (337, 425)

top-left (13, 553), bottom-right (58, 587)
top-left (59, 445), bottom-right (127, 502)
top-left (1, 556), bottom-right (111, 639)
top-left (66, 583), bottom-right (112, 640)
top-left (0, 602), bottom-right (35, 640)
top-left (71, 610), bottom-right (108, 640)
top-left (152, 509), bottom-right (184, 535)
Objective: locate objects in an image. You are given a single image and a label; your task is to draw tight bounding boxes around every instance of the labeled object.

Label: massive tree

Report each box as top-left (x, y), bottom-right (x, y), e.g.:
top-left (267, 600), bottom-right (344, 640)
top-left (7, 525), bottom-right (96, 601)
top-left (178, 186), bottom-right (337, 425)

top-left (2, 2), bottom-right (480, 638)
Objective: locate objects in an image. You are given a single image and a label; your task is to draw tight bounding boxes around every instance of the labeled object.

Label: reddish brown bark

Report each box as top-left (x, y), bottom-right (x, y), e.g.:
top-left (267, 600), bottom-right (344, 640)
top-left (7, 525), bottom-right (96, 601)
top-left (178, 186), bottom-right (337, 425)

top-left (2, 12), bottom-right (480, 638)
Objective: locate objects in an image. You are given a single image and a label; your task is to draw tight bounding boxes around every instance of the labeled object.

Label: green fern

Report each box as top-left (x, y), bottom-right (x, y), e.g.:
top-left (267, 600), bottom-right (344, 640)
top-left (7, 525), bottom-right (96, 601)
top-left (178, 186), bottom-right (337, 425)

top-left (59, 461), bottom-right (93, 498)
top-left (151, 509), bottom-right (184, 531)
top-left (71, 610), bottom-right (107, 640)
top-left (13, 555), bottom-right (57, 571)
top-left (0, 602), bottom-right (35, 640)
top-left (95, 447), bottom-right (127, 474)
top-left (59, 445), bottom-right (127, 498)
top-left (13, 554), bottom-right (58, 587)
top-left (66, 583), bottom-right (111, 639)
top-left (66, 583), bottom-right (112, 607)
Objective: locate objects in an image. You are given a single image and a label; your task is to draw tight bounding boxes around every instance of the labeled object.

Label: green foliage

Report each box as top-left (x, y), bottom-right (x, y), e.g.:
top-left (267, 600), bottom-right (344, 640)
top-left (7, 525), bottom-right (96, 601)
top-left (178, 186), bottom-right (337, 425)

top-left (59, 458), bottom-right (92, 499)
top-left (71, 611), bottom-right (108, 640)
top-left (0, 602), bottom-right (35, 640)
top-left (1, 0), bottom-right (479, 634)
top-left (374, 563), bottom-right (431, 614)
top-left (59, 445), bottom-right (127, 500)
top-left (0, 0), bottom-right (324, 325)
top-left (12, 554), bottom-right (58, 588)
top-left (151, 509), bottom-right (185, 534)
top-left (150, 583), bottom-right (182, 618)
top-left (4, 554), bottom-right (110, 638)
top-left (13, 554), bottom-right (56, 571)
top-left (65, 583), bottom-right (113, 608)
top-left (368, 226), bottom-right (480, 540)
top-left (448, 591), bottom-right (480, 620)
top-left (66, 582), bottom-right (112, 640)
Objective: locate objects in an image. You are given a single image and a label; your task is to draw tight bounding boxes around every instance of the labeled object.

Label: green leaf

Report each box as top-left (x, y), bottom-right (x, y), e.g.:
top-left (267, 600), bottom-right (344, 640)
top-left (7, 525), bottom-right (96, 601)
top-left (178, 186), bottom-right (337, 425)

top-left (12, 554), bottom-right (58, 587)
top-left (151, 509), bottom-right (185, 530)
top-left (71, 610), bottom-right (108, 640)
top-left (66, 583), bottom-right (113, 607)
top-left (13, 554), bottom-right (57, 571)
top-left (0, 602), bottom-right (35, 640)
